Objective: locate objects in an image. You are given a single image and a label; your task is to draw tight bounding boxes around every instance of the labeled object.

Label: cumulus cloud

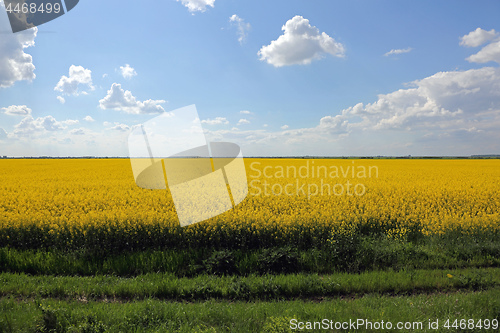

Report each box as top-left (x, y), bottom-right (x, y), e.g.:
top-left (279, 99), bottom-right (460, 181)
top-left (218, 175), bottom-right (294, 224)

top-left (54, 65), bottom-right (95, 96)
top-left (460, 28), bottom-right (499, 47)
top-left (384, 47), bottom-right (412, 56)
top-left (201, 117), bottom-right (229, 125)
top-left (204, 67), bottom-right (500, 156)
top-left (177, 0), bottom-right (214, 13)
top-left (338, 67), bottom-right (500, 134)
top-left (99, 83), bottom-right (166, 114)
top-left (108, 123), bottom-right (130, 132)
top-left (13, 115), bottom-right (65, 136)
top-left (229, 14), bottom-right (251, 44)
top-left (0, 8), bottom-right (37, 88)
top-left (461, 28), bottom-right (500, 64)
top-left (258, 15), bottom-right (345, 67)
top-left (237, 119), bottom-right (250, 125)
top-left (2, 105), bottom-right (32, 116)
top-left (119, 64), bottom-right (137, 79)
top-left (62, 119), bottom-right (79, 126)
top-left (240, 110), bottom-right (253, 115)
top-left (83, 116), bottom-right (95, 122)
top-left (70, 128), bottom-right (86, 135)
top-left (57, 96), bottom-right (65, 104)
top-left (466, 40), bottom-right (500, 64)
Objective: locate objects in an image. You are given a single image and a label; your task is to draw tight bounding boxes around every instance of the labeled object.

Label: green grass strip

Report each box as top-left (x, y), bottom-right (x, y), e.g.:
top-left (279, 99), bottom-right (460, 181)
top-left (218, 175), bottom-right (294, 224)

top-left (1, 288), bottom-right (499, 332)
top-left (1, 268), bottom-right (500, 301)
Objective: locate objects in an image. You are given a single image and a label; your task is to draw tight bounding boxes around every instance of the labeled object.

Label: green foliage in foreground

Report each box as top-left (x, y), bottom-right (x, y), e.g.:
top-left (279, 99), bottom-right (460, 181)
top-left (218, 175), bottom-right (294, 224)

top-left (1, 232), bottom-right (499, 276)
top-left (0, 288), bottom-right (499, 332)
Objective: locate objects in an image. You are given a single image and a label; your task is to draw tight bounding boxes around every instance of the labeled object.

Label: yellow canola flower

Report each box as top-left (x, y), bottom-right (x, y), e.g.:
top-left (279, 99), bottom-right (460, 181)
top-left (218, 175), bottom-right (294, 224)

top-left (0, 158), bottom-right (498, 247)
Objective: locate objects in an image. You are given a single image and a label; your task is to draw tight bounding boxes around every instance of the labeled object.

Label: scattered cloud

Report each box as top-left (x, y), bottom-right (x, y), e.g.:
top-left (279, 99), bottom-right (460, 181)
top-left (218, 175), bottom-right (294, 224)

top-left (62, 119), bottom-right (79, 126)
top-left (2, 105), bottom-right (32, 116)
top-left (240, 110), bottom-right (253, 115)
top-left (384, 47), bottom-right (412, 56)
top-left (0, 128), bottom-right (7, 139)
top-left (57, 96), bottom-right (65, 104)
top-left (237, 118), bottom-right (250, 125)
top-left (119, 64), bottom-right (137, 79)
top-left (461, 28), bottom-right (500, 64)
top-left (201, 117), bottom-right (229, 125)
top-left (466, 40), bottom-right (500, 64)
top-left (83, 116), bottom-right (95, 122)
top-left (338, 67), bottom-right (500, 132)
top-left (460, 28), bottom-right (499, 47)
top-left (258, 15), bottom-right (345, 67)
top-left (70, 128), bottom-right (86, 135)
top-left (205, 67), bottom-right (500, 156)
top-left (229, 14), bottom-right (251, 44)
top-left (177, 0), bottom-right (214, 13)
top-left (99, 83), bottom-right (166, 114)
top-left (108, 123), bottom-right (131, 132)
top-left (13, 115), bottom-right (66, 136)
top-left (54, 65), bottom-right (95, 96)
top-left (0, 9), bottom-right (37, 88)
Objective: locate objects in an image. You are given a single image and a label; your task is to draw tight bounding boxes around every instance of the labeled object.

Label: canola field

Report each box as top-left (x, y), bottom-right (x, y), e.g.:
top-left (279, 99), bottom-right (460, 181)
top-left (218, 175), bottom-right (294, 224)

top-left (0, 158), bottom-right (499, 251)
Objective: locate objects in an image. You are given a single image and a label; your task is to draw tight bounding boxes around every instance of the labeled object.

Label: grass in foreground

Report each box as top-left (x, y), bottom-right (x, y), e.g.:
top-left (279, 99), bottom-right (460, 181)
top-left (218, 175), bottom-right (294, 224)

top-left (1, 268), bottom-right (500, 301)
top-left (0, 288), bottom-right (499, 332)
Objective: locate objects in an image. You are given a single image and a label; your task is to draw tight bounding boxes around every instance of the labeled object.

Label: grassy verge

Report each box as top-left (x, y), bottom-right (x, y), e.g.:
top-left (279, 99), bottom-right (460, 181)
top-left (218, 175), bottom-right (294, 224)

top-left (1, 288), bottom-right (499, 332)
top-left (1, 268), bottom-right (499, 301)
top-left (1, 233), bottom-right (500, 277)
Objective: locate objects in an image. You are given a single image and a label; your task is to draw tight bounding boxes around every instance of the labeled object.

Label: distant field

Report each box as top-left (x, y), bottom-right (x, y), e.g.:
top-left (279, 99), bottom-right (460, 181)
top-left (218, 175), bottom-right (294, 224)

top-left (0, 159), bottom-right (499, 251)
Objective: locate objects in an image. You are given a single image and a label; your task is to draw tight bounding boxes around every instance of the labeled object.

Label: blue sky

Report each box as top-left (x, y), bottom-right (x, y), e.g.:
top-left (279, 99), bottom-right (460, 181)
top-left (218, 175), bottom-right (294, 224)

top-left (0, 0), bottom-right (500, 156)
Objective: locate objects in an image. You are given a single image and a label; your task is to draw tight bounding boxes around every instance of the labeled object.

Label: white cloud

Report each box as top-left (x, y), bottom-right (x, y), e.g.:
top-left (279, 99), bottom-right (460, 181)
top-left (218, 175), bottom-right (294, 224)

top-left (339, 67), bottom-right (500, 133)
top-left (258, 15), bottom-right (345, 67)
top-left (119, 64), bottom-right (137, 79)
top-left (237, 118), bottom-right (250, 125)
top-left (62, 119), bottom-right (79, 126)
top-left (201, 117), bottom-right (229, 125)
top-left (0, 8), bottom-right (37, 88)
top-left (384, 47), bottom-right (412, 56)
top-left (11, 114), bottom-right (81, 138)
top-left (460, 28), bottom-right (500, 65)
top-left (177, 0), bottom-right (214, 13)
top-left (99, 83), bottom-right (166, 114)
top-left (54, 65), bottom-right (95, 96)
top-left (2, 105), bottom-right (32, 116)
top-left (466, 40), bottom-right (500, 64)
top-left (57, 96), bottom-right (65, 104)
top-left (13, 115), bottom-right (65, 136)
top-left (70, 128), bottom-right (86, 135)
top-left (204, 67), bottom-right (500, 156)
top-left (240, 110), bottom-right (253, 115)
top-left (83, 116), bottom-right (95, 122)
top-left (109, 123), bottom-right (130, 132)
top-left (229, 14), bottom-right (251, 44)
top-left (0, 128), bottom-right (7, 140)
top-left (460, 28), bottom-right (499, 47)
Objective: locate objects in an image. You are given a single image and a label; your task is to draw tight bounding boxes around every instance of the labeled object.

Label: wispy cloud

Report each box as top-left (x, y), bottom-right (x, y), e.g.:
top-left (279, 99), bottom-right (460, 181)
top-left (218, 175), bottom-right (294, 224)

top-left (384, 47), bottom-right (412, 56)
